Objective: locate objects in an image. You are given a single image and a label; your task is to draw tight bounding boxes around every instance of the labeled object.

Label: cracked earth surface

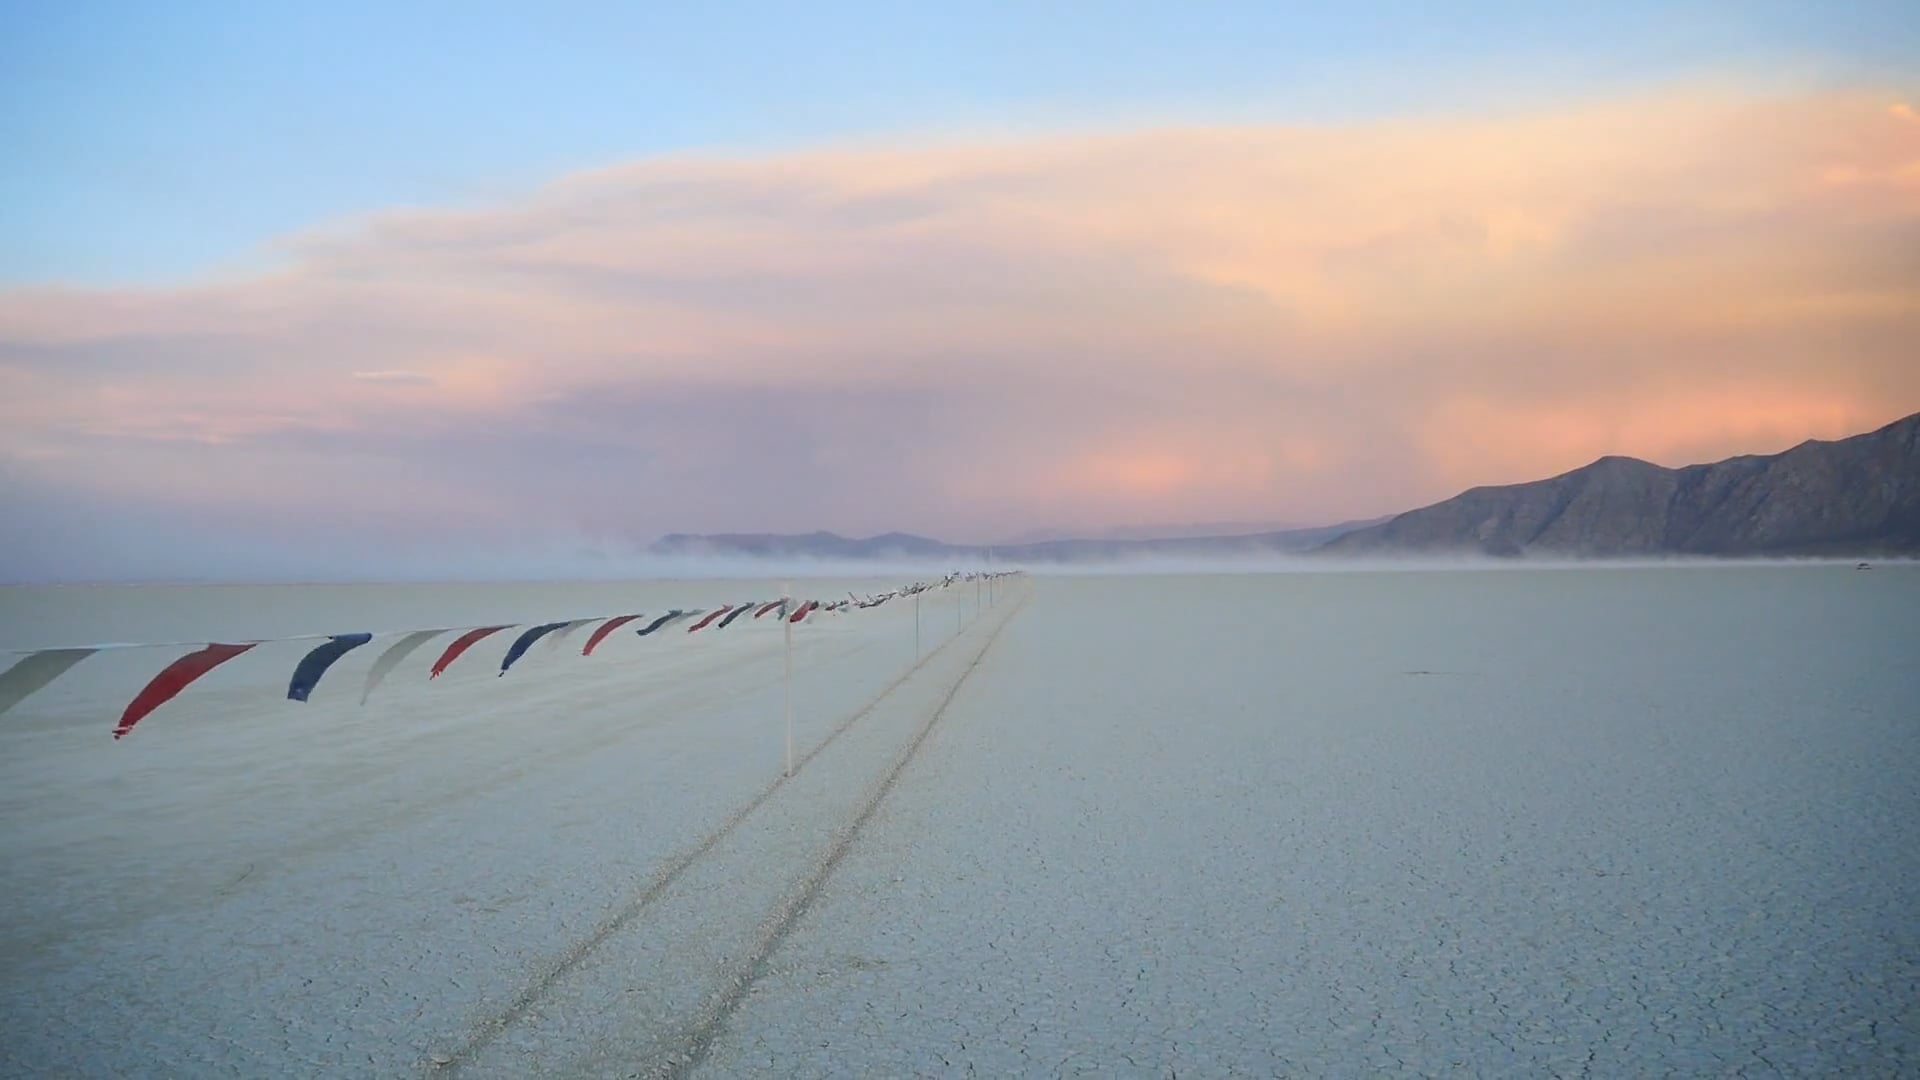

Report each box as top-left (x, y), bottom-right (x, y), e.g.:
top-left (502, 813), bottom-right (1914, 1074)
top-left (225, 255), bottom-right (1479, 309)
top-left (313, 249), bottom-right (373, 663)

top-left (697, 569), bottom-right (1919, 1076)
top-left (4, 568), bottom-right (1915, 1076)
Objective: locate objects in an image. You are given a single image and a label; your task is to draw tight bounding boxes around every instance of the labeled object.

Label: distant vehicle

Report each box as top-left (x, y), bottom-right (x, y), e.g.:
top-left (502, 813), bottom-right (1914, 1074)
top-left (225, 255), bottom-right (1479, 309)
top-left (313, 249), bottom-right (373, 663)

top-left (1856, 562), bottom-right (1873, 570)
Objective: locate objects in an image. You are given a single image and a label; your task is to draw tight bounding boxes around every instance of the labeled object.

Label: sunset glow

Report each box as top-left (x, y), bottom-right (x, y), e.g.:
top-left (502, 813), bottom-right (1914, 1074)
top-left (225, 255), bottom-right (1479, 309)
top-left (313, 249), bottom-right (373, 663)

top-left (4, 6), bottom-right (1917, 578)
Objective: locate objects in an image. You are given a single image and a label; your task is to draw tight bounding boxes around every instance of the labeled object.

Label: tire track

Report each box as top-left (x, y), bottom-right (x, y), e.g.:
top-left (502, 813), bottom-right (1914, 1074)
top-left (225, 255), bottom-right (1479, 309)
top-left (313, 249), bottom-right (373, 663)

top-left (435, 586), bottom-right (1022, 1075)
top-left (12, 633), bottom-right (886, 969)
top-left (659, 591), bottom-right (1027, 1079)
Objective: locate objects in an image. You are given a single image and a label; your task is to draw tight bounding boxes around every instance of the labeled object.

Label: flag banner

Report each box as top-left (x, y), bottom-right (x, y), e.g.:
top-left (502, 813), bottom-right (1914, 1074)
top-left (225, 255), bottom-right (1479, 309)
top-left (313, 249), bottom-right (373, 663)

top-left (115, 644), bottom-right (257, 740)
top-left (431, 626), bottom-right (513, 679)
top-left (499, 622), bottom-right (570, 675)
top-left (0, 571), bottom-right (1026, 739)
top-left (287, 634), bottom-right (374, 702)
top-left (0, 649), bottom-right (98, 719)
top-left (361, 629), bottom-right (450, 703)
top-left (580, 615), bottom-right (643, 656)
top-left (633, 611), bottom-right (682, 637)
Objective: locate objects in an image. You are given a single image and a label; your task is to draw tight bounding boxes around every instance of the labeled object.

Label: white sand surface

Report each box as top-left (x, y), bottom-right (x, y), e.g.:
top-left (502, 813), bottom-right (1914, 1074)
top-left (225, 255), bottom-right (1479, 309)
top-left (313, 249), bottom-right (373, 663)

top-left (0, 575), bottom-right (990, 1075)
top-left (3, 566), bottom-right (1916, 1076)
top-left (696, 566), bottom-right (1920, 1076)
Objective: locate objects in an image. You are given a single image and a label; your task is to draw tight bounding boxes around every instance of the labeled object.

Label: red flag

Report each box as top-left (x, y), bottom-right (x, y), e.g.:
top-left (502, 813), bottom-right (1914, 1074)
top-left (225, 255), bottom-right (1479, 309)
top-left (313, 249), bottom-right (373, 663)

top-left (114, 643), bottom-right (256, 740)
top-left (581, 615), bottom-right (642, 656)
top-left (753, 601), bottom-right (784, 619)
top-left (429, 626), bottom-right (510, 678)
top-left (687, 606), bottom-right (732, 633)
top-left (789, 601), bottom-right (818, 623)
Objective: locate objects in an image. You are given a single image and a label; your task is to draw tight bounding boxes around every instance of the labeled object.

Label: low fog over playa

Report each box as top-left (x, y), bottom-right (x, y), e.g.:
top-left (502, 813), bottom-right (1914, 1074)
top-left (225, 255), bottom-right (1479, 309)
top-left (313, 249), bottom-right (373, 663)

top-left (3, 564), bottom-right (1915, 1075)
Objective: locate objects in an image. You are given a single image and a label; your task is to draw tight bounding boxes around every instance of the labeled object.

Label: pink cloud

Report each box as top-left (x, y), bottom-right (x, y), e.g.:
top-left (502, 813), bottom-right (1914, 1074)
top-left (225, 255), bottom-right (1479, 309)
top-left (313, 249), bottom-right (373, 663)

top-left (351, 370), bottom-right (436, 385)
top-left (2, 86), bottom-right (1918, 575)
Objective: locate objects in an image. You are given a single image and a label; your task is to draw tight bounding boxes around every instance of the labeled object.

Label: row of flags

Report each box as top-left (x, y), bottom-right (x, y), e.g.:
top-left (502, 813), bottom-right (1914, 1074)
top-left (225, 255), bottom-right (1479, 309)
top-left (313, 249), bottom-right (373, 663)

top-left (0, 572), bottom-right (1024, 740)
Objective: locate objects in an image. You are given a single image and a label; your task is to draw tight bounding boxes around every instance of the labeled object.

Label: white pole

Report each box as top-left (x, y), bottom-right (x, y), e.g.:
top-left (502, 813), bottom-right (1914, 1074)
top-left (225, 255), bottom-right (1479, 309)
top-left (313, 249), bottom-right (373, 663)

top-left (782, 581), bottom-right (793, 777)
top-left (915, 591), bottom-right (921, 661)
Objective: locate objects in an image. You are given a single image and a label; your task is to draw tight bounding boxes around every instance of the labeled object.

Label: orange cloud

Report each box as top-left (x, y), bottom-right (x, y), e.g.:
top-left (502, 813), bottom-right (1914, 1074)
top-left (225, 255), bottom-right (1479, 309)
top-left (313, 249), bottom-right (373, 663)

top-left (1047, 448), bottom-right (1277, 501)
top-left (1416, 385), bottom-right (1891, 493)
top-left (3, 86), bottom-right (1918, 551)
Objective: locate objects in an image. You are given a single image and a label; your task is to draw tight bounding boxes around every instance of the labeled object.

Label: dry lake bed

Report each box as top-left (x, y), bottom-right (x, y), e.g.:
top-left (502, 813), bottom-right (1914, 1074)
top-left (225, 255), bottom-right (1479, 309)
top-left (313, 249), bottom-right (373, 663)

top-left (2, 564), bottom-right (1915, 1076)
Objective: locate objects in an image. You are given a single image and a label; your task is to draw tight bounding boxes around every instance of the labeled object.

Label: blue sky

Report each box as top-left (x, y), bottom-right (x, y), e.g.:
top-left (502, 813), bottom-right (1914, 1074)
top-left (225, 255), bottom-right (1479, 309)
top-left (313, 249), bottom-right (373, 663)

top-left (5, 1), bottom-right (1920, 580)
top-left (4, 0), bottom-right (1916, 285)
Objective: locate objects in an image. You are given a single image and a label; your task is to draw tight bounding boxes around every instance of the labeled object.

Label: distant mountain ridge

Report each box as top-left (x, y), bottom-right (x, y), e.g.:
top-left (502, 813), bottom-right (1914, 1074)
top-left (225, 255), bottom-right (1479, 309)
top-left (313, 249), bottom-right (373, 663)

top-left (651, 413), bottom-right (1918, 563)
top-left (650, 517), bottom-right (1389, 563)
top-left (1321, 411), bottom-right (1920, 558)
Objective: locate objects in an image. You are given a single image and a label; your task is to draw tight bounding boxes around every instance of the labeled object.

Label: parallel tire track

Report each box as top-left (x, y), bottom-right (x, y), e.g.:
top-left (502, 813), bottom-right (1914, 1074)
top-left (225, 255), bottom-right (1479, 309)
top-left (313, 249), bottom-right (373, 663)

top-left (436, 587), bottom-right (1023, 1075)
top-left (10, 631), bottom-right (878, 970)
top-left (661, 592), bottom-right (1028, 1078)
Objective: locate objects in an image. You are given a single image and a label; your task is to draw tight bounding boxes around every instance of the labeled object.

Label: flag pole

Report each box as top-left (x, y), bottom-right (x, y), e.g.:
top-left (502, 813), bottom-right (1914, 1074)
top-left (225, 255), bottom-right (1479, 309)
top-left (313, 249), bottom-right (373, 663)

top-left (782, 580), bottom-right (793, 777)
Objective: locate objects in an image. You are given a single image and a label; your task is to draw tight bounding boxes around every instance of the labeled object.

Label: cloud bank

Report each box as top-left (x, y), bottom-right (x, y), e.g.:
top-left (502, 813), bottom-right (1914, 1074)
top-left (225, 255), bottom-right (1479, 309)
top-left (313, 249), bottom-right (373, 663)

top-left (3, 87), bottom-right (1917, 581)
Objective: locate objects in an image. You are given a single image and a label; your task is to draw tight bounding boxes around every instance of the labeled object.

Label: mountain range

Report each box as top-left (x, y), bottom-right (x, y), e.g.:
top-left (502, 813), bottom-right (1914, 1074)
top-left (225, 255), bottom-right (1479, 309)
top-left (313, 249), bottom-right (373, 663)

top-left (1321, 410), bottom-right (1919, 558)
top-left (648, 517), bottom-right (1390, 564)
top-left (653, 411), bottom-right (1920, 562)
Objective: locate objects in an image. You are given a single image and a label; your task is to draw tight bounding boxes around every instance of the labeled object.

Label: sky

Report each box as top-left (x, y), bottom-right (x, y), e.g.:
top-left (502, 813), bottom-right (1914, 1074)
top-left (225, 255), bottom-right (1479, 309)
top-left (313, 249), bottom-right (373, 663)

top-left (2, 2), bottom-right (1918, 580)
